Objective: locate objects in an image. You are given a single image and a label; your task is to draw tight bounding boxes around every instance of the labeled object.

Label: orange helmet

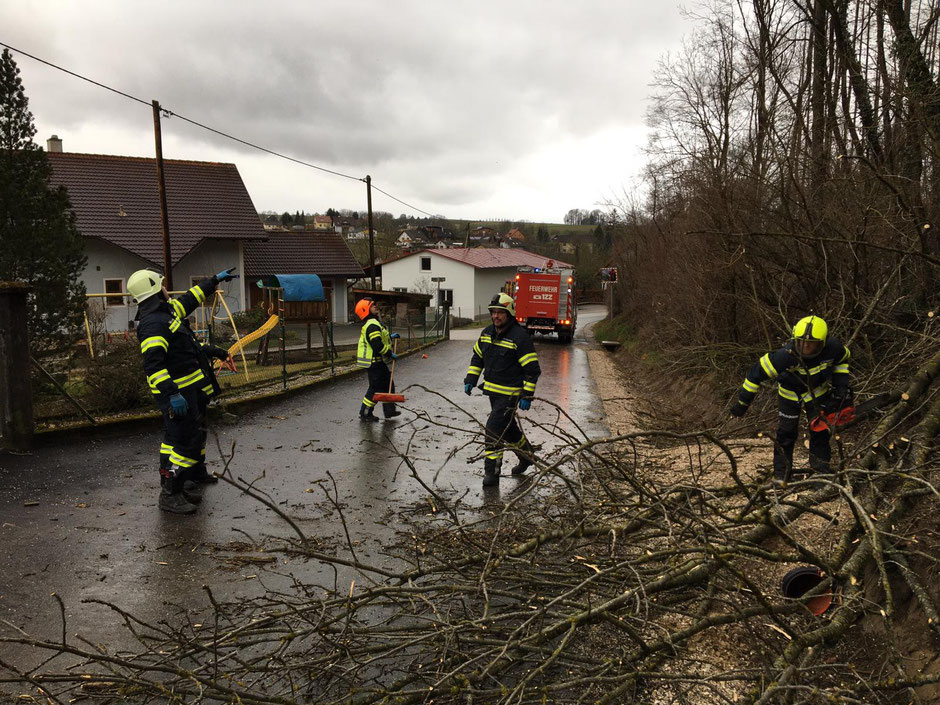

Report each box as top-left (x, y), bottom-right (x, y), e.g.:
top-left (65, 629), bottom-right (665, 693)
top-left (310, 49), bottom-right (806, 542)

top-left (355, 298), bottom-right (373, 320)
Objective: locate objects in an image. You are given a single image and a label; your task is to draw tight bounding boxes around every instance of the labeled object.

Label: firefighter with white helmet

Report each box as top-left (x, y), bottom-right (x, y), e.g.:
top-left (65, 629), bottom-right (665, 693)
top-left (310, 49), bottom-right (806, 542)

top-left (464, 293), bottom-right (541, 487)
top-left (129, 266), bottom-right (236, 513)
top-left (730, 315), bottom-right (851, 482)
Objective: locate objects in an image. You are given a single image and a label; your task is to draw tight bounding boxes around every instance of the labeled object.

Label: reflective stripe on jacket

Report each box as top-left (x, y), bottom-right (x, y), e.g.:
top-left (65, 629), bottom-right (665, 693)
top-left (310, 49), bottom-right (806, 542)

top-left (464, 320), bottom-right (540, 397)
top-left (135, 277), bottom-right (221, 398)
top-left (357, 317), bottom-right (392, 368)
top-left (736, 337), bottom-right (850, 408)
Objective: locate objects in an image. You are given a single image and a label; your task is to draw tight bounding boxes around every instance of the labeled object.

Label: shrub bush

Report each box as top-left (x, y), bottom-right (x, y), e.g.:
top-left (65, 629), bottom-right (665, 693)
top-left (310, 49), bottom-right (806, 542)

top-left (83, 341), bottom-right (149, 411)
top-left (232, 306), bottom-right (268, 337)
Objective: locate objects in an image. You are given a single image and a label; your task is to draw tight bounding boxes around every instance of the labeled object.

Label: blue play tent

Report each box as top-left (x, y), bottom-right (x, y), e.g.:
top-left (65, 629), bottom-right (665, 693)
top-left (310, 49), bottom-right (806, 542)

top-left (259, 274), bottom-right (325, 302)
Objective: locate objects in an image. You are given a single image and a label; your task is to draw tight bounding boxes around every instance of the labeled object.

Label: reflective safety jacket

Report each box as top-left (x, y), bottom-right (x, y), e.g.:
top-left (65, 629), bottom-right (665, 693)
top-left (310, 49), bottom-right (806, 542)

top-left (357, 316), bottom-right (392, 368)
top-left (464, 320), bottom-right (540, 397)
top-left (135, 277), bottom-right (221, 399)
top-left (736, 337), bottom-right (850, 407)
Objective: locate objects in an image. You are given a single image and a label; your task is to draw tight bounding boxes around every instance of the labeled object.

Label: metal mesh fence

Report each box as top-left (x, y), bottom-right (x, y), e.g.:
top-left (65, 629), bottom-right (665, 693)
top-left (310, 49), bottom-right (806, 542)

top-left (30, 295), bottom-right (447, 429)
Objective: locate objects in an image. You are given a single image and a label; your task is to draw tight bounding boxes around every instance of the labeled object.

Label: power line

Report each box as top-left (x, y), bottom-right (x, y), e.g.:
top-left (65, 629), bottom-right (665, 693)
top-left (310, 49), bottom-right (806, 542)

top-left (0, 42), bottom-right (151, 108)
top-left (370, 184), bottom-right (435, 217)
top-left (161, 109), bottom-right (361, 182)
top-left (0, 41), bottom-right (437, 215)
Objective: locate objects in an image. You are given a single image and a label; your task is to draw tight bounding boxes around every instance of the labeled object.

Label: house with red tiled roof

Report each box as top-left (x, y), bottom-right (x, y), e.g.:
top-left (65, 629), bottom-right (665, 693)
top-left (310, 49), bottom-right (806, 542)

top-left (313, 214), bottom-right (333, 231)
top-left (243, 231), bottom-right (364, 322)
top-left (379, 248), bottom-right (571, 320)
top-left (47, 148), bottom-right (266, 330)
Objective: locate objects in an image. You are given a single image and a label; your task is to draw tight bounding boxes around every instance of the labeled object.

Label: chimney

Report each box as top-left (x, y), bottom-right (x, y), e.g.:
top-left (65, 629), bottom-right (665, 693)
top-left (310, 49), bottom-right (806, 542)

top-left (46, 135), bottom-right (63, 153)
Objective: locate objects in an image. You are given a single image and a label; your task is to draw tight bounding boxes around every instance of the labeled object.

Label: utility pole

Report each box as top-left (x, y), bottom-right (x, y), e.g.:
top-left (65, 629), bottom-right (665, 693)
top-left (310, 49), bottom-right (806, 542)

top-left (366, 175), bottom-right (376, 290)
top-left (609, 281), bottom-right (614, 321)
top-left (152, 100), bottom-right (173, 290)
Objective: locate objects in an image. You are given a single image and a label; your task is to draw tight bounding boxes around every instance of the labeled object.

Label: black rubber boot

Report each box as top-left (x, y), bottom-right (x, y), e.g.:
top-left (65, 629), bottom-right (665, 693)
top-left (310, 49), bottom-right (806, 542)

top-left (808, 454), bottom-right (831, 476)
top-left (510, 440), bottom-right (534, 475)
top-left (772, 441), bottom-right (794, 485)
top-left (359, 404), bottom-right (379, 422)
top-left (190, 463), bottom-right (218, 484)
top-left (384, 407), bottom-right (402, 419)
top-left (482, 459), bottom-right (501, 487)
top-left (159, 475), bottom-right (198, 515)
top-left (180, 470), bottom-right (203, 504)
top-left (772, 457), bottom-right (791, 485)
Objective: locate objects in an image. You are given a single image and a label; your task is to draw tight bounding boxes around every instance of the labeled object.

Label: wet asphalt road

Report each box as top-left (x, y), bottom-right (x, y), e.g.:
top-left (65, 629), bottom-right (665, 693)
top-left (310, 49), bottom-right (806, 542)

top-left (0, 305), bottom-right (608, 670)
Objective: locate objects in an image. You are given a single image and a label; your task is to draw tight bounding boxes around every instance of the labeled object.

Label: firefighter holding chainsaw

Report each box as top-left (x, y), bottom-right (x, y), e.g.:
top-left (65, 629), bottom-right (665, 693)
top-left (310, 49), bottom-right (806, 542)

top-left (730, 315), bottom-right (851, 482)
top-left (128, 267), bottom-right (237, 514)
top-left (464, 293), bottom-right (541, 487)
top-left (355, 298), bottom-right (401, 421)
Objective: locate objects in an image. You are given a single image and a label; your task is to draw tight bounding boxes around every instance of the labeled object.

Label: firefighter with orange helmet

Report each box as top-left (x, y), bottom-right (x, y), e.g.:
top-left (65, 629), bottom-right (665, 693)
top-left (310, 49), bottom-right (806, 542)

top-left (355, 298), bottom-right (401, 421)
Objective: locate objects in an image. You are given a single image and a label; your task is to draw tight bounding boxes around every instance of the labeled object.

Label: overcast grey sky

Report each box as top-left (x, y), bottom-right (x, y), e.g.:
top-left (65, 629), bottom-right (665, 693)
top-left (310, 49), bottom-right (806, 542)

top-left (2, 1), bottom-right (693, 223)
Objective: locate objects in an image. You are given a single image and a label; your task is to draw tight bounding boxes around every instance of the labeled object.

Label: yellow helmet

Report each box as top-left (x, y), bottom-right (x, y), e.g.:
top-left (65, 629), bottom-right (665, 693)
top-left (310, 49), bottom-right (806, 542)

top-left (127, 269), bottom-right (164, 304)
top-left (488, 293), bottom-right (516, 317)
top-left (792, 315), bottom-right (827, 343)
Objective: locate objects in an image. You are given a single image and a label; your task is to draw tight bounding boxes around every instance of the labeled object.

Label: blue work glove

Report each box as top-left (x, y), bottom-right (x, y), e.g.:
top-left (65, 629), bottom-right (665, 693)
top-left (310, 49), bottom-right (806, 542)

top-left (518, 397), bottom-right (532, 411)
top-left (388, 352), bottom-right (398, 360)
top-left (169, 393), bottom-right (189, 417)
top-left (464, 383), bottom-right (473, 396)
top-left (214, 267), bottom-right (237, 282)
top-left (389, 332), bottom-right (401, 339)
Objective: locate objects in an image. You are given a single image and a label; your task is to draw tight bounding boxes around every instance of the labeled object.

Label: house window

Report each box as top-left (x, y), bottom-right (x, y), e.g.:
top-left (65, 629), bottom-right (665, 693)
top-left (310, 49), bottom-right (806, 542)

top-left (420, 256), bottom-right (431, 271)
top-left (104, 278), bottom-right (125, 307)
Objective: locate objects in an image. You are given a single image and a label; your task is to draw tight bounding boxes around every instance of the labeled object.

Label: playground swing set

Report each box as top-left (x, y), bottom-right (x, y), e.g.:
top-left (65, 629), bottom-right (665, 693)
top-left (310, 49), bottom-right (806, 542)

top-left (208, 274), bottom-right (334, 382)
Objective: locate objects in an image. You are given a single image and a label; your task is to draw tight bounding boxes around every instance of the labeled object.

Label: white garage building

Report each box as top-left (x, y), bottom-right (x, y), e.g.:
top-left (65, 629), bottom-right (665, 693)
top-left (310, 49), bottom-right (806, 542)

top-left (379, 248), bottom-right (571, 321)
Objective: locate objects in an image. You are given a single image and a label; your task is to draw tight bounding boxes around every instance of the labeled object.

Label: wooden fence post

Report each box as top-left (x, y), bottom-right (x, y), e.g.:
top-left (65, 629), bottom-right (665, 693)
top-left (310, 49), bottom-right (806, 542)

top-left (0, 282), bottom-right (33, 450)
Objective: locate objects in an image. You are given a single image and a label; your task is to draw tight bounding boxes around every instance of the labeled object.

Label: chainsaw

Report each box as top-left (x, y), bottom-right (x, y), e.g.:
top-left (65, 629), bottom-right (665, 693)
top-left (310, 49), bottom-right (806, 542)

top-left (809, 392), bottom-right (897, 433)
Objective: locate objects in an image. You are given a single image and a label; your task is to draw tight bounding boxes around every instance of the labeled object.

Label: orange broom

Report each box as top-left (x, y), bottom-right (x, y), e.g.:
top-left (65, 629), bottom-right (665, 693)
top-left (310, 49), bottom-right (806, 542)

top-left (373, 338), bottom-right (406, 403)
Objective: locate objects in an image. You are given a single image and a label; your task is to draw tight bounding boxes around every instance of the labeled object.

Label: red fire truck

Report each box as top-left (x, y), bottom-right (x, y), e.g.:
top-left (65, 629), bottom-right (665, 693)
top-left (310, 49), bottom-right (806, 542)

top-left (512, 262), bottom-right (577, 343)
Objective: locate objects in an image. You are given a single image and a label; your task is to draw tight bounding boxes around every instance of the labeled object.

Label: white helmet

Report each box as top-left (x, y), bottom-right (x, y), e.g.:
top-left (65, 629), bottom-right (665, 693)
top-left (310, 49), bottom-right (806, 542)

top-left (127, 269), bottom-right (164, 304)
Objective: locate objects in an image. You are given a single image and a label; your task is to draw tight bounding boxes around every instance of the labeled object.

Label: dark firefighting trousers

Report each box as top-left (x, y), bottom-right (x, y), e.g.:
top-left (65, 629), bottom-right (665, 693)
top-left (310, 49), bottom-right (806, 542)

top-left (362, 361), bottom-right (397, 416)
top-left (158, 385), bottom-right (210, 478)
top-left (775, 394), bottom-right (831, 477)
top-left (484, 394), bottom-right (530, 469)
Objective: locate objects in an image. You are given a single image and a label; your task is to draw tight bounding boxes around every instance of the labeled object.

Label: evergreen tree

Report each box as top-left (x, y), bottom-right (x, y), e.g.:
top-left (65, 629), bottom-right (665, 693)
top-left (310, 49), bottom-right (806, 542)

top-left (0, 49), bottom-right (86, 353)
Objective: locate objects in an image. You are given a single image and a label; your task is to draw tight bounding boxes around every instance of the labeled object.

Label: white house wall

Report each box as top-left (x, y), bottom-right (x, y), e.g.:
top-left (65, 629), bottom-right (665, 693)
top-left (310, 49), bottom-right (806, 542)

top-left (473, 268), bottom-right (518, 317)
top-left (175, 240), bottom-right (245, 321)
top-left (81, 239), bottom-right (152, 331)
top-left (380, 253), bottom-right (521, 321)
top-left (381, 253), bottom-right (476, 312)
top-left (328, 276), bottom-right (349, 322)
